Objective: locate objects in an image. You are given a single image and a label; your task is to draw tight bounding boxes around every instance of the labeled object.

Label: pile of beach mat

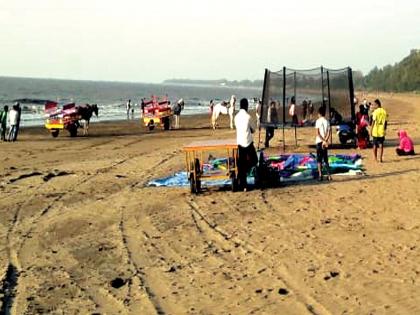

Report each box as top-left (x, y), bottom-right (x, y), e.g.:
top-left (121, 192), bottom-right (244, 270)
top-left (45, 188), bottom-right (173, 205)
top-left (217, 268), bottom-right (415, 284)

top-left (258, 153), bottom-right (363, 185)
top-left (147, 153), bottom-right (364, 188)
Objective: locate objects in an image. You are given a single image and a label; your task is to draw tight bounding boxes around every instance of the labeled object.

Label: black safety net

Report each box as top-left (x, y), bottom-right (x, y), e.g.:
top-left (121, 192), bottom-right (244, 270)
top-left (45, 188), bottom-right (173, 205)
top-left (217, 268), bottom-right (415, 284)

top-left (261, 66), bottom-right (354, 127)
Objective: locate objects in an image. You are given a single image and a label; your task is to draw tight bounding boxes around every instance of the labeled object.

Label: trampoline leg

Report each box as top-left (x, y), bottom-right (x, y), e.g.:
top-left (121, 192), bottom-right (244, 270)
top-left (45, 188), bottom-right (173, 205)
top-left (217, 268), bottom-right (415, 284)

top-left (282, 125), bottom-right (286, 153)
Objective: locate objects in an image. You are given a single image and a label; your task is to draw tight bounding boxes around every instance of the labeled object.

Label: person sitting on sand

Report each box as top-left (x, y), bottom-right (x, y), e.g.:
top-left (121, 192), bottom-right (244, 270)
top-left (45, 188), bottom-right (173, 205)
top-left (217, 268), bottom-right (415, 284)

top-left (0, 105), bottom-right (8, 141)
top-left (315, 106), bottom-right (332, 181)
top-left (396, 130), bottom-right (415, 156)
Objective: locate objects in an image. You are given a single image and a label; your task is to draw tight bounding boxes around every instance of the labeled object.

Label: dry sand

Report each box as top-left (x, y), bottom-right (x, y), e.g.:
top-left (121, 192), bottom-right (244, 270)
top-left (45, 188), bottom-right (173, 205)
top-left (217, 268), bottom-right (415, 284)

top-left (0, 92), bottom-right (419, 314)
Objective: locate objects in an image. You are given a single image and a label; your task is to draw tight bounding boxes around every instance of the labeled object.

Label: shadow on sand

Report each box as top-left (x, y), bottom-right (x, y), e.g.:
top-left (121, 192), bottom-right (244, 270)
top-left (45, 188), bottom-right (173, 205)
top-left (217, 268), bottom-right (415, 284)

top-left (0, 263), bottom-right (19, 315)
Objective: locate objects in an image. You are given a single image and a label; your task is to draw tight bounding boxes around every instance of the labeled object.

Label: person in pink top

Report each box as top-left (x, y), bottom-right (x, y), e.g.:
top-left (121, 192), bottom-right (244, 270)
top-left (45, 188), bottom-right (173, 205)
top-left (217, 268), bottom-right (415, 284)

top-left (396, 130), bottom-right (415, 156)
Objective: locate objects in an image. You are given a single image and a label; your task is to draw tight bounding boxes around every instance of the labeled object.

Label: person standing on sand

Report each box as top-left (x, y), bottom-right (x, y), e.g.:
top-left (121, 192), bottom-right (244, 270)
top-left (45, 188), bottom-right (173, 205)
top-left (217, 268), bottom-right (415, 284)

top-left (315, 106), bottom-right (332, 181)
top-left (234, 98), bottom-right (258, 191)
top-left (0, 105), bottom-right (8, 141)
top-left (265, 101), bottom-right (277, 148)
top-left (173, 98), bottom-right (184, 129)
top-left (302, 98), bottom-right (308, 120)
top-left (126, 99), bottom-right (131, 119)
top-left (308, 100), bottom-right (314, 121)
top-left (289, 96), bottom-right (298, 126)
top-left (8, 105), bottom-right (18, 142)
top-left (370, 99), bottom-right (388, 163)
top-left (13, 102), bottom-right (21, 141)
top-left (140, 98), bottom-right (145, 118)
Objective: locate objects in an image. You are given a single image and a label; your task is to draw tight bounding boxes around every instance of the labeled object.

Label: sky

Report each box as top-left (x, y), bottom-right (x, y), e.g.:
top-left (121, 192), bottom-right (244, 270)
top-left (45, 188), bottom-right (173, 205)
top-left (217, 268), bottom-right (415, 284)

top-left (0, 0), bottom-right (419, 83)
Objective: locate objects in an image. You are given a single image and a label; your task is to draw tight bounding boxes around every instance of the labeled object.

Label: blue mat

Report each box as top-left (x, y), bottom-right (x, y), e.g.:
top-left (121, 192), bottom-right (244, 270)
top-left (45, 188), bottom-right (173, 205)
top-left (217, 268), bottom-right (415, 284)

top-left (147, 153), bottom-right (363, 187)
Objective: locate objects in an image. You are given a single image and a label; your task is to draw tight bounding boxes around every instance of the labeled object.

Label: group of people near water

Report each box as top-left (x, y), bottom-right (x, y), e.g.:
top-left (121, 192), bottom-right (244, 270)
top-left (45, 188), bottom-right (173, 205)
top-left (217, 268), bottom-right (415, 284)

top-left (0, 102), bottom-right (22, 142)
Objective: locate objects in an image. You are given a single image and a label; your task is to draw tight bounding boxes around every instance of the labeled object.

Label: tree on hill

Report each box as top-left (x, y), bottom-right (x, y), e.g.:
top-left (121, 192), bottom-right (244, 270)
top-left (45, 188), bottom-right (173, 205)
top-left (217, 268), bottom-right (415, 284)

top-left (364, 49), bottom-right (420, 92)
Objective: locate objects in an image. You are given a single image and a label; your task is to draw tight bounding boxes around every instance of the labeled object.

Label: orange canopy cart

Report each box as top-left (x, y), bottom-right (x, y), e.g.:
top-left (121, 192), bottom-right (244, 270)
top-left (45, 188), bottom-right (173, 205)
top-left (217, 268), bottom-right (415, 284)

top-left (183, 139), bottom-right (239, 194)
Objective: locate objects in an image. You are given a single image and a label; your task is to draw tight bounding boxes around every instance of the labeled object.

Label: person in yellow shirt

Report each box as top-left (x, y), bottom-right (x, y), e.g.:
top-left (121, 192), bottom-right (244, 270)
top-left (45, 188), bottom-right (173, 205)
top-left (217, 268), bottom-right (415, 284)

top-left (370, 99), bottom-right (388, 163)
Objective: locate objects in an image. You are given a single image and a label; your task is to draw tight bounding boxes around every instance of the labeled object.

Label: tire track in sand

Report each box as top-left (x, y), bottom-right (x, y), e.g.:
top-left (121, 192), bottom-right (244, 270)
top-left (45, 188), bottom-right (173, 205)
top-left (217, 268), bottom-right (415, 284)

top-left (186, 197), bottom-right (332, 315)
top-left (1, 157), bottom-right (133, 314)
top-left (118, 208), bottom-right (165, 315)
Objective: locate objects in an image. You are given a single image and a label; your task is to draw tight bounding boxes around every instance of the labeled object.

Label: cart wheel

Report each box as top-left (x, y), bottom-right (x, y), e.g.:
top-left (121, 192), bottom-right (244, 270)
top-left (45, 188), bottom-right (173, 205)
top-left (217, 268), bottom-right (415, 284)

top-left (163, 117), bottom-right (170, 130)
top-left (230, 172), bottom-right (238, 192)
top-left (51, 129), bottom-right (59, 138)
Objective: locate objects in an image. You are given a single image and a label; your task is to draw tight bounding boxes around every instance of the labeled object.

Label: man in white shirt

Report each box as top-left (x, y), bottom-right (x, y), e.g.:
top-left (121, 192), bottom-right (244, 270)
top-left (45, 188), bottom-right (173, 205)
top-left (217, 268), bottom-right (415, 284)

top-left (234, 98), bottom-right (257, 191)
top-left (8, 105), bottom-right (18, 142)
top-left (315, 106), bottom-right (332, 181)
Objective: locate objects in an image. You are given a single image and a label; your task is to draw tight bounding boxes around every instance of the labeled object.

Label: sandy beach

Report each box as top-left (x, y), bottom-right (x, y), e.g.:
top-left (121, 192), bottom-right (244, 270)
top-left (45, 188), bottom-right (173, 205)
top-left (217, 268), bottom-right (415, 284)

top-left (1, 92), bottom-right (419, 314)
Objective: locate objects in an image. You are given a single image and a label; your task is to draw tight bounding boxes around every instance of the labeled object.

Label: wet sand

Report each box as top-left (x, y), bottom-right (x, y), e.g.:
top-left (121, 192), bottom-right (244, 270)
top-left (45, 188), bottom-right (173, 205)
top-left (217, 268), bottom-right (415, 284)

top-left (1, 92), bottom-right (419, 314)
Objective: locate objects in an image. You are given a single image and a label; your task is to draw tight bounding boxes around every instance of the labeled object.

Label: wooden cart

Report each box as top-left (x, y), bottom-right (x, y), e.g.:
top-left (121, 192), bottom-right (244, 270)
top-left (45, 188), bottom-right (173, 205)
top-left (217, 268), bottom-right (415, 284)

top-left (142, 96), bottom-right (172, 131)
top-left (183, 139), bottom-right (239, 194)
top-left (44, 101), bottom-right (80, 137)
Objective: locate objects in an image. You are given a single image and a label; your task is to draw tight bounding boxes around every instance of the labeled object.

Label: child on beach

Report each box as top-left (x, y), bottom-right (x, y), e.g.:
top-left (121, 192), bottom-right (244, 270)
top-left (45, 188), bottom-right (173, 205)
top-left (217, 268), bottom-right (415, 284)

top-left (396, 130), bottom-right (415, 156)
top-left (315, 106), bottom-right (332, 181)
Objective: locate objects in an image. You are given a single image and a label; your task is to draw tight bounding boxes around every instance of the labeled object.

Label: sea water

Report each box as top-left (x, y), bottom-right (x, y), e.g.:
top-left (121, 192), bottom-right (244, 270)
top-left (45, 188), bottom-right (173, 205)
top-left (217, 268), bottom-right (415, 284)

top-left (0, 76), bottom-right (262, 127)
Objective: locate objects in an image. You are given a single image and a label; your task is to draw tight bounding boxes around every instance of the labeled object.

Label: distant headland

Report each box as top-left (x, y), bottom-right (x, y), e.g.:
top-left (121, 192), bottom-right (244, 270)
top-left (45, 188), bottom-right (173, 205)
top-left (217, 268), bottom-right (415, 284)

top-left (163, 78), bottom-right (263, 89)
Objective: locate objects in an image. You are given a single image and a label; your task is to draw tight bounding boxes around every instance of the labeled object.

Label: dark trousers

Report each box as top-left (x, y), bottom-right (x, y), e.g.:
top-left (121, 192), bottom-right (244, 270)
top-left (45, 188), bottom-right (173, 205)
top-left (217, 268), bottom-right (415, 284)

top-left (1, 125), bottom-right (6, 141)
top-left (13, 124), bottom-right (20, 141)
top-left (238, 143), bottom-right (258, 190)
top-left (265, 127), bottom-right (275, 148)
top-left (396, 148), bottom-right (415, 156)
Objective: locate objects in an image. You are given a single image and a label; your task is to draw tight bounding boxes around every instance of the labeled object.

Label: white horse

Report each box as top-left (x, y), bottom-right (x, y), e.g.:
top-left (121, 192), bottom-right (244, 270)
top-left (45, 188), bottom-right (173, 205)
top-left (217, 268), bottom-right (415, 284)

top-left (211, 95), bottom-right (236, 129)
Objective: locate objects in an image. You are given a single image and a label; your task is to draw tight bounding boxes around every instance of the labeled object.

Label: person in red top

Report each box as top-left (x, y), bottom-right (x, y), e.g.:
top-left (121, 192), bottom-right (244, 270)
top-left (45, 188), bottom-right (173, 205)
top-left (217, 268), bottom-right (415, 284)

top-left (396, 130), bottom-right (415, 156)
